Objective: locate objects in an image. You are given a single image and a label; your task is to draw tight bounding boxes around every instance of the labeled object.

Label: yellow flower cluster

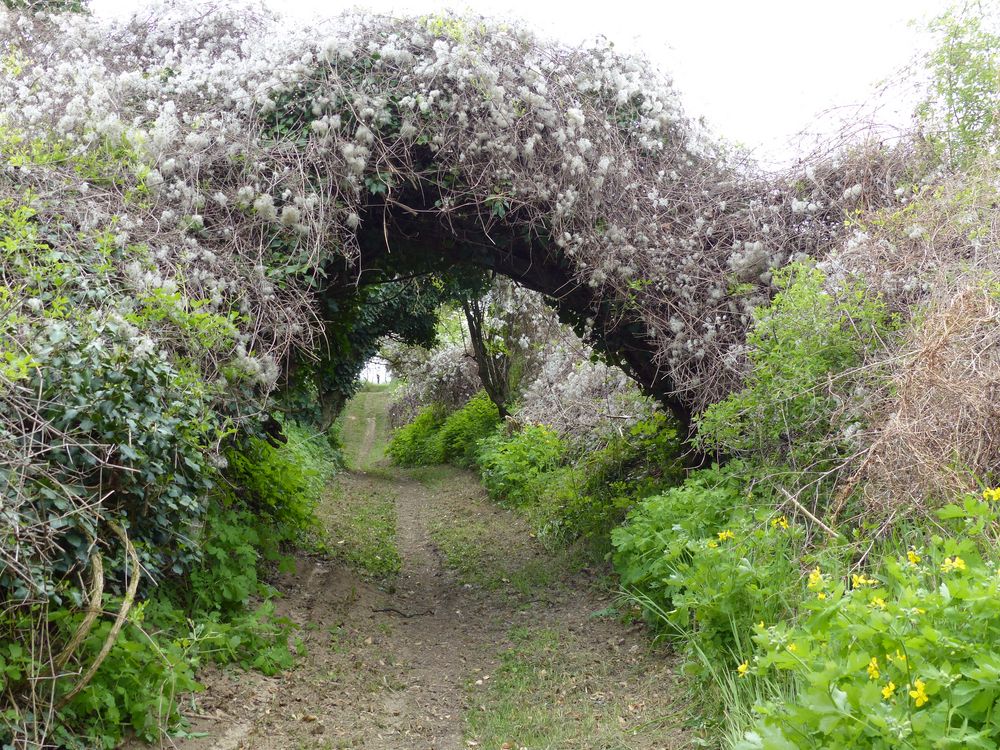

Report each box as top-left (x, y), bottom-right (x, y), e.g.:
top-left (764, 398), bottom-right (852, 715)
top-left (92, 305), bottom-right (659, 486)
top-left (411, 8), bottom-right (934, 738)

top-left (717, 529), bottom-right (735, 542)
top-left (737, 660), bottom-right (749, 677)
top-left (866, 657), bottom-right (880, 680)
top-left (851, 573), bottom-right (878, 588)
top-left (771, 515), bottom-right (789, 530)
top-left (807, 567), bottom-right (824, 590)
top-left (984, 487), bottom-right (1000, 502)
top-left (886, 649), bottom-right (907, 664)
top-left (940, 556), bottom-right (967, 573)
top-left (909, 679), bottom-right (929, 707)
top-left (907, 548), bottom-right (921, 565)
top-left (881, 681), bottom-right (896, 700)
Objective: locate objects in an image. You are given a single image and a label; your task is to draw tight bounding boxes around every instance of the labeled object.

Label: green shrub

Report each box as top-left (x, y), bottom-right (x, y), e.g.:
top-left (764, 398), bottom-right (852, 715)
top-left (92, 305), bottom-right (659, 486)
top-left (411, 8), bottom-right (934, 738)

top-left (1, 417), bottom-right (333, 748)
top-left (739, 498), bottom-right (1000, 749)
top-left (387, 392), bottom-right (501, 468)
top-left (387, 403), bottom-right (448, 466)
top-left (558, 414), bottom-right (684, 539)
top-left (478, 424), bottom-right (565, 508)
top-left (39, 593), bottom-right (295, 749)
top-left (223, 420), bottom-right (332, 554)
top-left (613, 464), bottom-right (802, 671)
top-left (698, 263), bottom-right (894, 480)
top-left (436, 391), bottom-right (501, 467)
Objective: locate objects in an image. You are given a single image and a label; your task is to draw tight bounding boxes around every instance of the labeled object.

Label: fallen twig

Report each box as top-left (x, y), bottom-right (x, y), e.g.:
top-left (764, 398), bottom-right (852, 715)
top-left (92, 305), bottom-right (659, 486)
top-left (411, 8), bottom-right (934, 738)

top-left (372, 607), bottom-right (434, 618)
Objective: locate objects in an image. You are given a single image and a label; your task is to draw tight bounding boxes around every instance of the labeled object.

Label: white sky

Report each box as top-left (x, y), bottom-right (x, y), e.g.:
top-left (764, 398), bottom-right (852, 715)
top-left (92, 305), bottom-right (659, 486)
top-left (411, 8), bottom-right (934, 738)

top-left (92, 0), bottom-right (952, 167)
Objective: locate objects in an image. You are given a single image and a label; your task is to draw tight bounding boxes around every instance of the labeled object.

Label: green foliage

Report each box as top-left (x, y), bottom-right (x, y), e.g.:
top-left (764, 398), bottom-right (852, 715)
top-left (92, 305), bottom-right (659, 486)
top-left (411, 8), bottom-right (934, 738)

top-left (435, 391), bottom-right (501, 467)
top-left (279, 268), bottom-right (488, 429)
top-left (1, 419), bottom-right (336, 747)
top-left (223, 420), bottom-right (335, 556)
top-left (917, 4), bottom-right (1000, 168)
top-left (2, 512), bottom-right (298, 749)
top-left (1, 0), bottom-right (87, 12)
top-left (613, 464), bottom-right (802, 670)
top-left (395, 402), bottom-right (684, 543)
top-left (545, 414), bottom-right (684, 540)
top-left (739, 499), bottom-right (1000, 749)
top-left (386, 392), bottom-right (500, 468)
top-left (698, 263), bottom-right (893, 479)
top-left (478, 424), bottom-right (565, 508)
top-left (40, 595), bottom-right (294, 749)
top-left (386, 403), bottom-right (448, 465)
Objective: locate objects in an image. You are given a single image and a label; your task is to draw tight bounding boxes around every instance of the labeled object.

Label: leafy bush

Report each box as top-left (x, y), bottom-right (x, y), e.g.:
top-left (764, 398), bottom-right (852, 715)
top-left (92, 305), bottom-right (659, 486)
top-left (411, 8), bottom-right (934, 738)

top-left (613, 464), bottom-right (802, 670)
top-left (478, 424), bottom-right (566, 508)
top-left (1, 419), bottom-right (332, 748)
top-left (387, 392), bottom-right (501, 468)
top-left (917, 5), bottom-right (1000, 168)
top-left (697, 263), bottom-right (893, 479)
top-left (739, 497), bottom-right (1000, 749)
top-left (519, 413), bottom-right (685, 542)
top-left (436, 391), bottom-right (501, 467)
top-left (223, 420), bottom-right (333, 555)
top-left (386, 403), bottom-right (448, 466)
top-left (37, 593), bottom-right (295, 749)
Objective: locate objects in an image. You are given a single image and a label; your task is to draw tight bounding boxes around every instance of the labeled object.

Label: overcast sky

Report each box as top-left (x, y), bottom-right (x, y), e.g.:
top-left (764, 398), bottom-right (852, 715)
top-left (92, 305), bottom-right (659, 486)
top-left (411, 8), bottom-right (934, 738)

top-left (91, 0), bottom-right (952, 166)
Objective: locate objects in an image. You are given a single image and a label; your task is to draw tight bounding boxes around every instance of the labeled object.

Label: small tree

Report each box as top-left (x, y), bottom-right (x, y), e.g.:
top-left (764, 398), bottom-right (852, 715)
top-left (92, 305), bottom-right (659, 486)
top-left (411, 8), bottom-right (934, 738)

top-left (917, 3), bottom-right (1000, 168)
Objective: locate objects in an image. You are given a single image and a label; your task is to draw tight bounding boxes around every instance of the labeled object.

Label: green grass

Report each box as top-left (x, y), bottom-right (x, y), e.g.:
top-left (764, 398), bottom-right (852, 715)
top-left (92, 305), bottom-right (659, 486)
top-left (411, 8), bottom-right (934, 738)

top-left (317, 388), bottom-right (400, 578)
top-left (319, 478), bottom-right (401, 578)
top-left (465, 625), bottom-right (685, 749)
top-left (408, 464), bottom-right (577, 595)
top-left (338, 385), bottom-right (393, 471)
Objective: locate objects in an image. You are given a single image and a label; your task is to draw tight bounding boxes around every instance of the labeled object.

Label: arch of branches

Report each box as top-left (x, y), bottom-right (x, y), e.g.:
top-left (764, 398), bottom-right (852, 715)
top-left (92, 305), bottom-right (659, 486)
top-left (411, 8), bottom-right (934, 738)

top-left (1, 5), bottom-right (905, 599)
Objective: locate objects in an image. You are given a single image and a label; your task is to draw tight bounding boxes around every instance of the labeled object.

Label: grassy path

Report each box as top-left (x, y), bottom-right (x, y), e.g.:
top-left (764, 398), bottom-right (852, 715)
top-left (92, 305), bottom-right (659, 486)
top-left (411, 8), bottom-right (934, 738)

top-left (164, 388), bottom-right (691, 750)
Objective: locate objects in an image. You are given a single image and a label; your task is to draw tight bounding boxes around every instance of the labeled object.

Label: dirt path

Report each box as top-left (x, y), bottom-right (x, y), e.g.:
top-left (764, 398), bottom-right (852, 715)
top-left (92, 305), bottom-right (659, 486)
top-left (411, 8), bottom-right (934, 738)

top-left (156, 391), bottom-right (691, 750)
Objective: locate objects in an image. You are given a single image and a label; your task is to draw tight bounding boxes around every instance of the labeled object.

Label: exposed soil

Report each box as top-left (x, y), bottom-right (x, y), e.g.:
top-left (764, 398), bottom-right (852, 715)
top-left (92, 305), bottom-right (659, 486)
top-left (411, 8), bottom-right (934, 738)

top-left (145, 395), bottom-right (691, 750)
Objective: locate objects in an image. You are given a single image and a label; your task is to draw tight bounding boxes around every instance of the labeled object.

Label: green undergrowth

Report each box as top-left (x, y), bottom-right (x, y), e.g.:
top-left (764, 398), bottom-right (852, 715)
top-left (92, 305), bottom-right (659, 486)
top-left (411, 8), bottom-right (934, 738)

top-left (387, 390), bottom-right (500, 468)
top-left (389, 391), bottom-right (685, 546)
top-left (611, 263), bottom-right (1000, 748)
top-left (3, 420), bottom-right (339, 748)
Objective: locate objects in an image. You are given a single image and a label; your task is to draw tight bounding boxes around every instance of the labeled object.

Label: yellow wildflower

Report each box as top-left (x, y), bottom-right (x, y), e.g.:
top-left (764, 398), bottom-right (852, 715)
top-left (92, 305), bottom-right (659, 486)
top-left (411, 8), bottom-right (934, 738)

top-left (984, 487), bottom-right (1000, 502)
top-left (807, 567), bottom-right (824, 590)
top-left (871, 597), bottom-right (887, 610)
top-left (940, 556), bottom-right (967, 573)
top-left (886, 649), bottom-right (906, 663)
top-left (717, 530), bottom-right (735, 542)
top-left (816, 592), bottom-right (827, 600)
top-left (852, 573), bottom-right (878, 588)
top-left (881, 681), bottom-right (896, 700)
top-left (756, 620), bottom-right (765, 629)
top-left (907, 548), bottom-right (921, 565)
top-left (707, 540), bottom-right (719, 549)
top-left (787, 643), bottom-right (798, 653)
top-left (771, 515), bottom-right (789, 530)
top-left (909, 679), bottom-right (929, 707)
top-left (737, 660), bottom-right (749, 677)
top-left (866, 657), bottom-right (880, 680)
